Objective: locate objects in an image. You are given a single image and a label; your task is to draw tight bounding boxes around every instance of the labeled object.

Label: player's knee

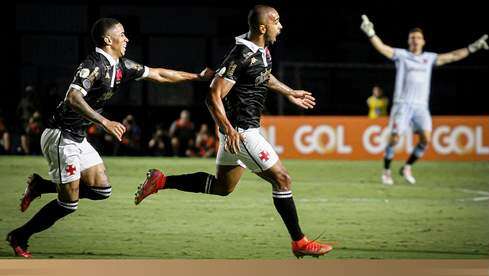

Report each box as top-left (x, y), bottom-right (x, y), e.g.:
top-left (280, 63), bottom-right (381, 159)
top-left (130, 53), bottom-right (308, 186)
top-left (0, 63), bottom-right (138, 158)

top-left (275, 171), bottom-right (292, 190)
top-left (420, 135), bottom-right (431, 145)
top-left (389, 134), bottom-right (400, 146)
top-left (213, 180), bottom-right (235, 196)
top-left (214, 187), bottom-right (234, 196)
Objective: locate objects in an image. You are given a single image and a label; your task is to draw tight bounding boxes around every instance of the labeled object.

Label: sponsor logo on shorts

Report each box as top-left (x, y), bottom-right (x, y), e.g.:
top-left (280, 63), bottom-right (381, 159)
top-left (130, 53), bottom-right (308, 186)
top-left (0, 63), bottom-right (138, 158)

top-left (65, 164), bottom-right (77, 176)
top-left (259, 150), bottom-right (270, 161)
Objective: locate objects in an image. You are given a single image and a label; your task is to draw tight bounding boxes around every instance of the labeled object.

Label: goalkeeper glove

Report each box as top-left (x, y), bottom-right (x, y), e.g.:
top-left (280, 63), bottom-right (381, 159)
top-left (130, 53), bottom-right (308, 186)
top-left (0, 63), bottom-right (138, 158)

top-left (361, 14), bottom-right (376, 38)
top-left (468, 34), bottom-right (488, 53)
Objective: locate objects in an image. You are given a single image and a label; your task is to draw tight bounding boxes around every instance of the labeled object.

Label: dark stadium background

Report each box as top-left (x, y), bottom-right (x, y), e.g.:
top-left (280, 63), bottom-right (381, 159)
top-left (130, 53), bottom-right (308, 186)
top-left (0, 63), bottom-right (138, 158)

top-left (8, 1), bottom-right (489, 151)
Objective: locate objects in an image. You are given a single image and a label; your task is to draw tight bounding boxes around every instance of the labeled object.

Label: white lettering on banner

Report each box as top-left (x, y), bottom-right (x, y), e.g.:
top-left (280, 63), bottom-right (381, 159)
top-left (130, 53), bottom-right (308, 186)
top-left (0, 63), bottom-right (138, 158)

top-left (433, 125), bottom-right (489, 155)
top-left (261, 126), bottom-right (284, 154)
top-left (294, 125), bottom-right (352, 154)
top-left (363, 125), bottom-right (387, 154)
top-left (476, 127), bottom-right (489, 154)
top-left (363, 125), bottom-right (414, 154)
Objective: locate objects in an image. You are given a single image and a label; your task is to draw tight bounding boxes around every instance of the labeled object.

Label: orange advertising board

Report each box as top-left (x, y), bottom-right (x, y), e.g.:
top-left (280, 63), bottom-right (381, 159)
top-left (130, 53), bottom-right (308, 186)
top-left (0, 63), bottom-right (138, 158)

top-left (261, 116), bottom-right (489, 161)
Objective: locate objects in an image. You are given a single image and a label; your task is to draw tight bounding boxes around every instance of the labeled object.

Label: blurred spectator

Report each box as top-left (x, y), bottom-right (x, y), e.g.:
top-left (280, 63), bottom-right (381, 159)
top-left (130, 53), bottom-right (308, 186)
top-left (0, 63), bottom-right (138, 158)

top-left (169, 110), bottom-right (195, 157)
top-left (0, 115), bottom-right (11, 154)
top-left (21, 111), bottom-right (43, 155)
top-left (17, 85), bottom-right (40, 129)
top-left (148, 125), bottom-right (169, 156)
top-left (42, 83), bottom-right (62, 115)
top-left (189, 124), bottom-right (216, 157)
top-left (115, 114), bottom-right (142, 156)
top-left (366, 85), bottom-right (389, 119)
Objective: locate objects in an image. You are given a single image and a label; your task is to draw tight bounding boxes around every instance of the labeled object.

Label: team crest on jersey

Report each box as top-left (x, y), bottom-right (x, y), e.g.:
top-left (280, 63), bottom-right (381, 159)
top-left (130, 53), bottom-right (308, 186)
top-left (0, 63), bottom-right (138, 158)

top-left (79, 68), bottom-right (90, 78)
top-left (81, 67), bottom-right (100, 90)
top-left (115, 68), bottom-right (123, 84)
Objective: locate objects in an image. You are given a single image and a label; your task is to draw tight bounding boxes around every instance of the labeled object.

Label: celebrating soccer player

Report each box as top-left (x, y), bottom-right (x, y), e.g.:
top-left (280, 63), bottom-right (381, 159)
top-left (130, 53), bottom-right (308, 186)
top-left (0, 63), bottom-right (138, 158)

top-left (135, 5), bottom-right (333, 258)
top-left (361, 15), bottom-right (487, 185)
top-left (7, 18), bottom-right (213, 258)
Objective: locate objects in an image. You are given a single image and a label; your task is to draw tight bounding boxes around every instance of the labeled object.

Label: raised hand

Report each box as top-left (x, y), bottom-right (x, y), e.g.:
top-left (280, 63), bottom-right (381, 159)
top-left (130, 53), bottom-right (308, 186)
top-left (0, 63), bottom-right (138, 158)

top-left (288, 90), bottom-right (316, 109)
top-left (360, 14), bottom-right (376, 38)
top-left (224, 128), bottom-right (242, 154)
top-left (198, 67), bottom-right (215, 81)
top-left (103, 120), bottom-right (126, 142)
top-left (468, 34), bottom-right (489, 53)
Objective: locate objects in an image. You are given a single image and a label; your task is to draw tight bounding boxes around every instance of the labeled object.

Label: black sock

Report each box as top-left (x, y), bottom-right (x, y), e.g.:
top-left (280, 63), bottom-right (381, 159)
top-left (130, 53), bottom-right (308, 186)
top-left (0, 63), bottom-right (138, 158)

top-left (13, 199), bottom-right (77, 240)
top-left (166, 172), bottom-right (216, 194)
top-left (272, 191), bottom-right (304, 241)
top-left (406, 153), bottom-right (419, 165)
top-left (80, 185), bottom-right (112, 200)
top-left (34, 174), bottom-right (57, 194)
top-left (384, 158), bottom-right (392, 170)
top-left (406, 142), bottom-right (427, 165)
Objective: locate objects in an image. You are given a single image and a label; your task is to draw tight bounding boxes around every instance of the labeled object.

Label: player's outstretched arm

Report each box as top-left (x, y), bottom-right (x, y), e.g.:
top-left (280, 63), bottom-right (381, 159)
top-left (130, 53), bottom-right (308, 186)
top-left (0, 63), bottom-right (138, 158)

top-left (66, 88), bottom-right (126, 141)
top-left (360, 15), bottom-right (394, 59)
top-left (145, 67), bottom-right (214, 84)
top-left (205, 77), bottom-right (242, 154)
top-left (436, 34), bottom-right (488, 66)
top-left (267, 74), bottom-right (316, 109)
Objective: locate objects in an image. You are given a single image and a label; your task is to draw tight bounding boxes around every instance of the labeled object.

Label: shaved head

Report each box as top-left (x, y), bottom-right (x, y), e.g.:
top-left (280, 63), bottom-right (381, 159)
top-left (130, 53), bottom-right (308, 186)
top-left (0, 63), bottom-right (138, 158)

top-left (248, 5), bottom-right (276, 33)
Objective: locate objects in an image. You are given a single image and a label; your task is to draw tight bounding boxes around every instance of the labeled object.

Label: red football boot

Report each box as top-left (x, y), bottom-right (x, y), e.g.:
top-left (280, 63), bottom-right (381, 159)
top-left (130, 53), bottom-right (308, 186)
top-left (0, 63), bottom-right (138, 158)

top-left (134, 169), bottom-right (166, 205)
top-left (20, 174), bottom-right (43, 212)
top-left (6, 231), bottom-right (32, 258)
top-left (291, 236), bottom-right (333, 258)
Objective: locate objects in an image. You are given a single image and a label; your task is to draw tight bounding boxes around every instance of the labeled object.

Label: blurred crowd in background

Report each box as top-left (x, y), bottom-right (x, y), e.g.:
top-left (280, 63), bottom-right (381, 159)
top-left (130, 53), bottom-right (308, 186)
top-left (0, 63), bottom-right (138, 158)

top-left (0, 85), bottom-right (217, 158)
top-left (0, 83), bottom-right (394, 157)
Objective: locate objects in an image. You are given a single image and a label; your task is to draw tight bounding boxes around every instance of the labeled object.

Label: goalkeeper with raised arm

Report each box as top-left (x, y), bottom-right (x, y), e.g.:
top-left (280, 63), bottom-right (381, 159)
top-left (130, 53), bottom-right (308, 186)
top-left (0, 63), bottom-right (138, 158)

top-left (360, 15), bottom-right (487, 185)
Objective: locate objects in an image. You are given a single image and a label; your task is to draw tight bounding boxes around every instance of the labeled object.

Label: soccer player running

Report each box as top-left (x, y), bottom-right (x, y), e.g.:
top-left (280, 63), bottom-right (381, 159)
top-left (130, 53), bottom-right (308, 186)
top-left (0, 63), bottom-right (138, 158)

top-left (134, 5), bottom-right (333, 258)
top-left (7, 18), bottom-right (213, 258)
top-left (360, 15), bottom-right (488, 185)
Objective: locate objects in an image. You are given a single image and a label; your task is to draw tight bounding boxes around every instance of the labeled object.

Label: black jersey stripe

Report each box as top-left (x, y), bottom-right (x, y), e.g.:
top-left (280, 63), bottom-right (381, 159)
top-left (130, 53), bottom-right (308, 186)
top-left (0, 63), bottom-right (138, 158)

top-left (57, 130), bottom-right (63, 185)
top-left (240, 139), bottom-right (264, 172)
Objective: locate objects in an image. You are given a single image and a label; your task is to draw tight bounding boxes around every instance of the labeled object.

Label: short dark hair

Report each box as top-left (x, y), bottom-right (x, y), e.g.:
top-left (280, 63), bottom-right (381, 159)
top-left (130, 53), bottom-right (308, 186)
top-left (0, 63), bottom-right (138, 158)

top-left (409, 27), bottom-right (424, 35)
top-left (248, 5), bottom-right (274, 32)
top-left (91, 18), bottom-right (121, 47)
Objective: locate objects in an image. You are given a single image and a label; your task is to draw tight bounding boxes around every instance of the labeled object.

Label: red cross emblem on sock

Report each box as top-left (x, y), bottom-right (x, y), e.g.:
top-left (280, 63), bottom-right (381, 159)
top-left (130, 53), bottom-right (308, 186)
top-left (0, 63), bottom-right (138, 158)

top-left (259, 150), bottom-right (270, 161)
top-left (65, 164), bottom-right (77, 176)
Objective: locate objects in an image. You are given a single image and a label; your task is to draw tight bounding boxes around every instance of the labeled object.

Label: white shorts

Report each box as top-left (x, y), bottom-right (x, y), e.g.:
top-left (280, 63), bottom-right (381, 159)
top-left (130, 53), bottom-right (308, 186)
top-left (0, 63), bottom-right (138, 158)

top-left (40, 128), bottom-right (103, 184)
top-left (389, 103), bottom-right (432, 135)
top-left (216, 128), bottom-right (279, 173)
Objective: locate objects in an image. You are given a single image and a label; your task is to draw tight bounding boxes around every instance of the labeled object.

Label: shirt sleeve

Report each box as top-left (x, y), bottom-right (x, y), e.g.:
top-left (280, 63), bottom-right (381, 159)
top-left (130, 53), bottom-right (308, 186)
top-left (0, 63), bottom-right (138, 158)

top-left (427, 52), bottom-right (438, 67)
top-left (215, 46), bottom-right (248, 84)
top-left (392, 48), bottom-right (409, 61)
top-left (121, 58), bottom-right (149, 82)
top-left (70, 60), bottom-right (103, 96)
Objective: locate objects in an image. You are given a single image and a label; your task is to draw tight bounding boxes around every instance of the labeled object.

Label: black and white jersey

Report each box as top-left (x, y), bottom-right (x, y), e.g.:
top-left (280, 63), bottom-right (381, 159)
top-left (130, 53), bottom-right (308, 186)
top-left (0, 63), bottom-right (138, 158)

top-left (48, 47), bottom-right (148, 142)
top-left (216, 33), bottom-right (272, 130)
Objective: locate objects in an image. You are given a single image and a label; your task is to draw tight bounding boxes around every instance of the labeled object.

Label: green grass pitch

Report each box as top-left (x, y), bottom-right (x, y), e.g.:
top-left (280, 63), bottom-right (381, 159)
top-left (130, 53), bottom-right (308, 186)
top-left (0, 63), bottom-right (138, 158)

top-left (0, 156), bottom-right (488, 259)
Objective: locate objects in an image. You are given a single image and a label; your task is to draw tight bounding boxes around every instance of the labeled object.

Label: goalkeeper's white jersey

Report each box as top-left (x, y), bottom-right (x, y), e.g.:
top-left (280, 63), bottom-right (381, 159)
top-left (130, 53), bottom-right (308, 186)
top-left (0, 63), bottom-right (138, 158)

top-left (392, 48), bottom-right (438, 107)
